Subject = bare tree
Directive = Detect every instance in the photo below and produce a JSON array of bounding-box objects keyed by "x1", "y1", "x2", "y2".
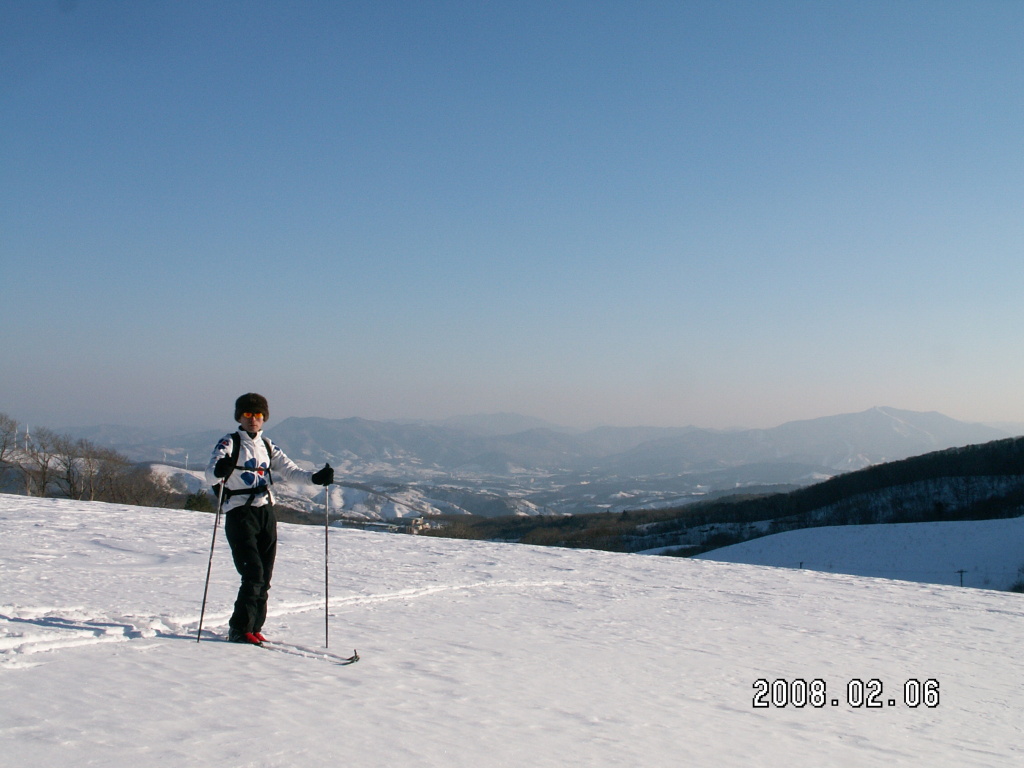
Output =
[
  {"x1": 21, "y1": 427, "x2": 61, "y2": 496},
  {"x1": 92, "y1": 449, "x2": 135, "y2": 502},
  {"x1": 77, "y1": 440, "x2": 112, "y2": 501},
  {"x1": 100, "y1": 462, "x2": 181, "y2": 507},
  {"x1": 53, "y1": 434, "x2": 85, "y2": 499},
  {"x1": 0, "y1": 412, "x2": 18, "y2": 487},
  {"x1": 3, "y1": 415, "x2": 188, "y2": 509}
]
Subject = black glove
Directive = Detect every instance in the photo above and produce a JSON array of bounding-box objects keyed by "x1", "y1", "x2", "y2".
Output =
[
  {"x1": 311, "y1": 463, "x2": 334, "y2": 486},
  {"x1": 214, "y1": 457, "x2": 234, "y2": 478}
]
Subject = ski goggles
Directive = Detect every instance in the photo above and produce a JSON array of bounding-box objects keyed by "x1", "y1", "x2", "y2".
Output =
[{"x1": 240, "y1": 411, "x2": 265, "y2": 419}]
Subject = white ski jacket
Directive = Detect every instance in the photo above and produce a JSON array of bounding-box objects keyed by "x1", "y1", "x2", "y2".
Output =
[{"x1": 205, "y1": 429, "x2": 315, "y2": 512}]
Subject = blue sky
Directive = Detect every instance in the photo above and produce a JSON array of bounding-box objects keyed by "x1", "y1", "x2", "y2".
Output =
[{"x1": 2, "y1": 0, "x2": 1022, "y2": 431}]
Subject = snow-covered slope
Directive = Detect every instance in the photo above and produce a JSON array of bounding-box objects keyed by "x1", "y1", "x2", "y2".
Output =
[
  {"x1": 1, "y1": 493, "x2": 1022, "y2": 767},
  {"x1": 697, "y1": 516, "x2": 1024, "y2": 590},
  {"x1": 150, "y1": 463, "x2": 446, "y2": 520}
]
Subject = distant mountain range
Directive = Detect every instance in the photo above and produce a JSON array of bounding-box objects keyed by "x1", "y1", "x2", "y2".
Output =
[
  {"x1": 271, "y1": 406, "x2": 1009, "y2": 480},
  {"x1": 52, "y1": 407, "x2": 1013, "y2": 520},
  {"x1": 68, "y1": 406, "x2": 1008, "y2": 483},
  {"x1": 593, "y1": 407, "x2": 1010, "y2": 477}
]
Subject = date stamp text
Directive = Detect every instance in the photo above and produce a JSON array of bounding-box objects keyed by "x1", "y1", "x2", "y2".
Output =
[{"x1": 752, "y1": 678, "x2": 940, "y2": 709}]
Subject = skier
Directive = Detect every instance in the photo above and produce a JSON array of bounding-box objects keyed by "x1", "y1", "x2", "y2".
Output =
[{"x1": 205, "y1": 393, "x2": 334, "y2": 645}]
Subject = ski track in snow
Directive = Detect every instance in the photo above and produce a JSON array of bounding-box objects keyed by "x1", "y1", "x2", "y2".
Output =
[
  {"x1": 0, "y1": 580, "x2": 568, "y2": 669},
  {"x1": 5, "y1": 494, "x2": 1024, "y2": 767},
  {"x1": 4, "y1": 496, "x2": 1024, "y2": 667},
  {"x1": 0, "y1": 492, "x2": 576, "y2": 667}
]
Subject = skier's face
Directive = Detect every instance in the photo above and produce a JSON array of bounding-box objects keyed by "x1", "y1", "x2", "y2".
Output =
[{"x1": 238, "y1": 411, "x2": 265, "y2": 432}]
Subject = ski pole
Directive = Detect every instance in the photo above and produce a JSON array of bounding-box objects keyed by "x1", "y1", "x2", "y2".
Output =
[
  {"x1": 197, "y1": 483, "x2": 226, "y2": 643},
  {"x1": 324, "y1": 484, "x2": 330, "y2": 648}
]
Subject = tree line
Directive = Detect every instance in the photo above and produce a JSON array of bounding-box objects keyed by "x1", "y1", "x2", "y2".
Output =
[
  {"x1": 0, "y1": 412, "x2": 183, "y2": 507},
  {"x1": 424, "y1": 437, "x2": 1024, "y2": 554}
]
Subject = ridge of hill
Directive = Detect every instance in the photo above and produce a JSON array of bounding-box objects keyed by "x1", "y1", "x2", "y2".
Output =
[
  {"x1": 48, "y1": 407, "x2": 1011, "y2": 521},
  {"x1": 428, "y1": 436, "x2": 1024, "y2": 554},
  {"x1": 64, "y1": 407, "x2": 1005, "y2": 483}
]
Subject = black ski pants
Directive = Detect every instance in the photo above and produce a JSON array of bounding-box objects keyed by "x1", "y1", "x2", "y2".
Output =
[{"x1": 224, "y1": 503, "x2": 277, "y2": 634}]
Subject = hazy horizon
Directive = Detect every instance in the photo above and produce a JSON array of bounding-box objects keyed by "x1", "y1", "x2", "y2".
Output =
[
  {"x1": 4, "y1": 2, "x2": 1023, "y2": 433},
  {"x1": 5, "y1": 404, "x2": 1024, "y2": 441}
]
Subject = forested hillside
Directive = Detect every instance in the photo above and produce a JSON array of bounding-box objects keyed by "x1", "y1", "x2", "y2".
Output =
[{"x1": 426, "y1": 438, "x2": 1024, "y2": 554}]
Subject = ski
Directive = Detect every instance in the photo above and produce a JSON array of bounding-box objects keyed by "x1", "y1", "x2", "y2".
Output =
[{"x1": 258, "y1": 641, "x2": 359, "y2": 666}]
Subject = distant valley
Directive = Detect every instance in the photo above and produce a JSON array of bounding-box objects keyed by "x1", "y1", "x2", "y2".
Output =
[{"x1": 68, "y1": 407, "x2": 1011, "y2": 520}]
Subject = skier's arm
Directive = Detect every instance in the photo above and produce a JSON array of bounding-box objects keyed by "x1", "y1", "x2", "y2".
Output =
[
  {"x1": 205, "y1": 434, "x2": 234, "y2": 487},
  {"x1": 266, "y1": 441, "x2": 317, "y2": 485}
]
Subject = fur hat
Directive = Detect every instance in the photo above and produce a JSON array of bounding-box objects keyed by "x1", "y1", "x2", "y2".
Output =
[{"x1": 234, "y1": 393, "x2": 269, "y2": 421}]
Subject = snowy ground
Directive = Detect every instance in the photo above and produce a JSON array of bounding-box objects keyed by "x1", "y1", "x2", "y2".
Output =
[
  {"x1": 2, "y1": 493, "x2": 1023, "y2": 767},
  {"x1": 698, "y1": 516, "x2": 1024, "y2": 590}
]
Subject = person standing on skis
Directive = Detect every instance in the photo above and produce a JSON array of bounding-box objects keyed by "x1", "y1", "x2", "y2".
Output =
[{"x1": 205, "y1": 392, "x2": 334, "y2": 645}]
